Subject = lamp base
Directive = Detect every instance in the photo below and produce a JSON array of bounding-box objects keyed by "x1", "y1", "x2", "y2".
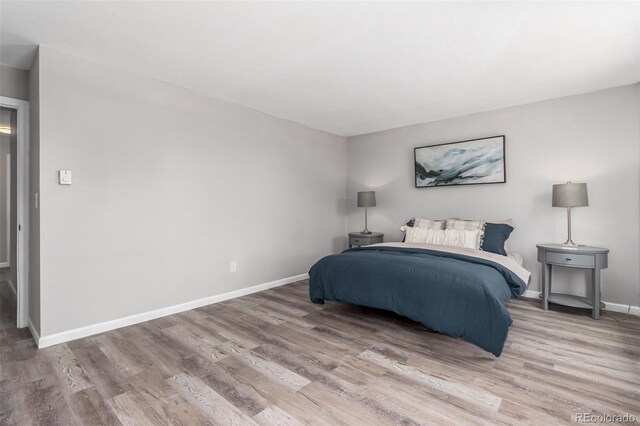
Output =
[
  {"x1": 562, "y1": 207, "x2": 580, "y2": 248},
  {"x1": 562, "y1": 239, "x2": 579, "y2": 248},
  {"x1": 361, "y1": 207, "x2": 372, "y2": 235}
]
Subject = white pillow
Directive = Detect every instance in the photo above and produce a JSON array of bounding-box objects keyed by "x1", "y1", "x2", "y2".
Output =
[
  {"x1": 415, "y1": 218, "x2": 446, "y2": 230},
  {"x1": 400, "y1": 218, "x2": 445, "y2": 233},
  {"x1": 445, "y1": 219, "x2": 485, "y2": 231},
  {"x1": 405, "y1": 226, "x2": 431, "y2": 243},
  {"x1": 445, "y1": 219, "x2": 485, "y2": 249},
  {"x1": 405, "y1": 228, "x2": 480, "y2": 249},
  {"x1": 447, "y1": 218, "x2": 513, "y2": 253},
  {"x1": 428, "y1": 229, "x2": 480, "y2": 249},
  {"x1": 447, "y1": 218, "x2": 514, "y2": 252}
]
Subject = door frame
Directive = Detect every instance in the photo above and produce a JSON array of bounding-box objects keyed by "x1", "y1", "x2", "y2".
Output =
[
  {"x1": 0, "y1": 96, "x2": 30, "y2": 328},
  {"x1": 0, "y1": 153, "x2": 9, "y2": 269}
]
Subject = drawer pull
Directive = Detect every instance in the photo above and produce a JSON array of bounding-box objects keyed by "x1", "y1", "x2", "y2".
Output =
[{"x1": 566, "y1": 258, "x2": 572, "y2": 261}]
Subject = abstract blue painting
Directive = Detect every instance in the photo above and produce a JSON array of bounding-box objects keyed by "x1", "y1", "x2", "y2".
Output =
[{"x1": 414, "y1": 136, "x2": 505, "y2": 187}]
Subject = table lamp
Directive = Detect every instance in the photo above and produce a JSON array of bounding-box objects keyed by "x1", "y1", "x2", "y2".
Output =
[
  {"x1": 357, "y1": 191, "x2": 376, "y2": 234},
  {"x1": 552, "y1": 181, "x2": 588, "y2": 247}
]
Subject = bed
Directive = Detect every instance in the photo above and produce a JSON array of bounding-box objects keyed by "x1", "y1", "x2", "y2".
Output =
[{"x1": 308, "y1": 242, "x2": 530, "y2": 356}]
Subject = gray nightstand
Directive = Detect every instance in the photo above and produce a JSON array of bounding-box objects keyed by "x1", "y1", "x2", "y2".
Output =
[
  {"x1": 537, "y1": 244, "x2": 609, "y2": 319},
  {"x1": 349, "y1": 232, "x2": 383, "y2": 248}
]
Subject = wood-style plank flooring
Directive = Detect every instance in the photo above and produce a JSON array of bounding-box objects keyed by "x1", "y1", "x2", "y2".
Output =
[{"x1": 1, "y1": 277, "x2": 639, "y2": 425}]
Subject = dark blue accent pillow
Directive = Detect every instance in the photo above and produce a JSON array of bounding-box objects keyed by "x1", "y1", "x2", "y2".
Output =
[{"x1": 481, "y1": 223, "x2": 514, "y2": 256}]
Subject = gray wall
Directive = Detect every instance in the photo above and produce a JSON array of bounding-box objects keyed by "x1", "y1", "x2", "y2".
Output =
[
  {"x1": 28, "y1": 52, "x2": 40, "y2": 332},
  {"x1": 347, "y1": 84, "x2": 640, "y2": 306},
  {"x1": 36, "y1": 47, "x2": 347, "y2": 337},
  {"x1": 0, "y1": 65, "x2": 29, "y2": 101}
]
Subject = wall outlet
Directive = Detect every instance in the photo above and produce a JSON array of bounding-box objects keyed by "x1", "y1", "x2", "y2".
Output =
[{"x1": 230, "y1": 261, "x2": 237, "y2": 273}]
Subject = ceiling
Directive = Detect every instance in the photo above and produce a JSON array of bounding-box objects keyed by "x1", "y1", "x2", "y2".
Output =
[{"x1": 1, "y1": 1, "x2": 638, "y2": 137}]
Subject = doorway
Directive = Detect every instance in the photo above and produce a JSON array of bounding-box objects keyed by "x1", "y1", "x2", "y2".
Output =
[
  {"x1": 0, "y1": 107, "x2": 17, "y2": 329},
  {"x1": 0, "y1": 97, "x2": 29, "y2": 329}
]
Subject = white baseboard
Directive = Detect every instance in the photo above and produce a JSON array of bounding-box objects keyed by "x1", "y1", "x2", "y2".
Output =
[
  {"x1": 28, "y1": 319, "x2": 40, "y2": 346},
  {"x1": 522, "y1": 290, "x2": 541, "y2": 299},
  {"x1": 6, "y1": 279, "x2": 16, "y2": 297},
  {"x1": 521, "y1": 290, "x2": 639, "y2": 316},
  {"x1": 37, "y1": 273, "x2": 309, "y2": 349}
]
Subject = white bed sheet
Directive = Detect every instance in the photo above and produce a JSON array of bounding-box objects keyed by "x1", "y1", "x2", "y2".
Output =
[{"x1": 507, "y1": 252, "x2": 524, "y2": 267}]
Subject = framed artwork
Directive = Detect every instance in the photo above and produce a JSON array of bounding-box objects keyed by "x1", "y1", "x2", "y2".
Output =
[{"x1": 414, "y1": 135, "x2": 506, "y2": 188}]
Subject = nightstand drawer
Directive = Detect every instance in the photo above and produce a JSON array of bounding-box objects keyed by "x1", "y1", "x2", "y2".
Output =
[
  {"x1": 349, "y1": 236, "x2": 371, "y2": 246},
  {"x1": 546, "y1": 251, "x2": 594, "y2": 268}
]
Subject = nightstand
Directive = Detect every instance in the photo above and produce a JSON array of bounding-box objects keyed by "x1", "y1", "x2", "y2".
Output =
[
  {"x1": 536, "y1": 244, "x2": 609, "y2": 319},
  {"x1": 349, "y1": 232, "x2": 383, "y2": 248}
]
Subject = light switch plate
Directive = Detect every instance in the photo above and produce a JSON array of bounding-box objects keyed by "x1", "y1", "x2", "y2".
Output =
[{"x1": 58, "y1": 170, "x2": 72, "y2": 185}]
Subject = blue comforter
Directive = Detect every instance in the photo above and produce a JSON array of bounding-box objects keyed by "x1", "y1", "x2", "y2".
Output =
[{"x1": 309, "y1": 246, "x2": 528, "y2": 356}]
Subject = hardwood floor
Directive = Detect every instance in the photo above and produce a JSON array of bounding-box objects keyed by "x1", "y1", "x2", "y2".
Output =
[{"x1": 1, "y1": 278, "x2": 639, "y2": 425}]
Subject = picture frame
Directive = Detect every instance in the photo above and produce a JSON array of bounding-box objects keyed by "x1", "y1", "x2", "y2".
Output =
[{"x1": 414, "y1": 135, "x2": 506, "y2": 188}]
